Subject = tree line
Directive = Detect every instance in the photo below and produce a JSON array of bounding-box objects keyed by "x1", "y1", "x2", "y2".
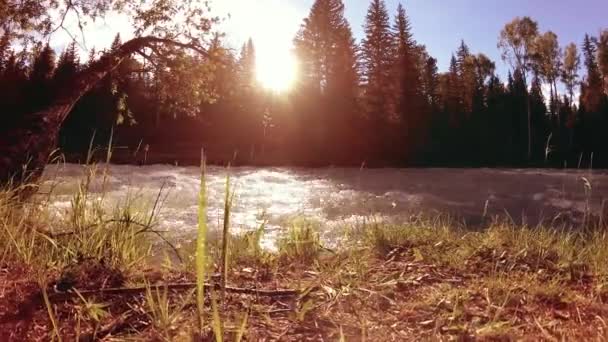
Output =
[{"x1": 1, "y1": 0, "x2": 608, "y2": 168}]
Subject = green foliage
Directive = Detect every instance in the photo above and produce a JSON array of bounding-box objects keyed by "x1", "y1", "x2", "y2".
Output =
[{"x1": 1, "y1": 0, "x2": 217, "y2": 45}]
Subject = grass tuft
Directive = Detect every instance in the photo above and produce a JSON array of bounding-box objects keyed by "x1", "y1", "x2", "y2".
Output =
[{"x1": 277, "y1": 219, "x2": 322, "y2": 263}]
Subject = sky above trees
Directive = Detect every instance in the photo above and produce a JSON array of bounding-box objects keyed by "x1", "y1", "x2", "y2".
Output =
[
  {"x1": 49, "y1": 0, "x2": 607, "y2": 79},
  {"x1": 189, "y1": 0, "x2": 608, "y2": 77},
  {"x1": 379, "y1": 0, "x2": 607, "y2": 76}
]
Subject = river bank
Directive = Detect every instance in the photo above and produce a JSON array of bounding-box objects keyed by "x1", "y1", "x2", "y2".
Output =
[
  {"x1": 2, "y1": 212, "x2": 608, "y2": 340},
  {"x1": 2, "y1": 165, "x2": 608, "y2": 340}
]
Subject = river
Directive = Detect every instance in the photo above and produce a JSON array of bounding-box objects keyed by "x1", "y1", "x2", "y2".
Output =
[{"x1": 40, "y1": 164, "x2": 608, "y2": 246}]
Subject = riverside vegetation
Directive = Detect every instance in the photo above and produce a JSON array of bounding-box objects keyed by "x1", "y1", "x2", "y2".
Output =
[{"x1": 1, "y1": 161, "x2": 608, "y2": 340}]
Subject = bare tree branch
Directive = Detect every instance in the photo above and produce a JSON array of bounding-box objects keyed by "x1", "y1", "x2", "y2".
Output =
[{"x1": 49, "y1": 283, "x2": 300, "y2": 301}]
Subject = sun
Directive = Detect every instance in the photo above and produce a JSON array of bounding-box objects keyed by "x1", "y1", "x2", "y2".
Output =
[
  {"x1": 256, "y1": 49, "x2": 298, "y2": 92},
  {"x1": 213, "y1": 0, "x2": 302, "y2": 92}
]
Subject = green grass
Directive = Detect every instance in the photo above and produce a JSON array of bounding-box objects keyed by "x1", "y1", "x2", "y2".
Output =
[
  {"x1": 0, "y1": 167, "x2": 152, "y2": 275},
  {"x1": 196, "y1": 151, "x2": 209, "y2": 334},
  {"x1": 220, "y1": 167, "x2": 235, "y2": 298},
  {"x1": 144, "y1": 283, "x2": 194, "y2": 338},
  {"x1": 345, "y1": 216, "x2": 608, "y2": 278},
  {"x1": 277, "y1": 218, "x2": 322, "y2": 263}
]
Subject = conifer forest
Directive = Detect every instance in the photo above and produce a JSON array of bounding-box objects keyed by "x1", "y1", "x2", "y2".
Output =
[{"x1": 2, "y1": 0, "x2": 607, "y2": 169}]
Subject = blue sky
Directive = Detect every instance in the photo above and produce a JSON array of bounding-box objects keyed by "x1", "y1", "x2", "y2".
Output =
[
  {"x1": 219, "y1": 0, "x2": 607, "y2": 78},
  {"x1": 283, "y1": 0, "x2": 607, "y2": 78},
  {"x1": 372, "y1": 0, "x2": 608, "y2": 77}
]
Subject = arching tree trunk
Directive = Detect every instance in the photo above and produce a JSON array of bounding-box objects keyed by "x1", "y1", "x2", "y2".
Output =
[{"x1": 0, "y1": 36, "x2": 208, "y2": 192}]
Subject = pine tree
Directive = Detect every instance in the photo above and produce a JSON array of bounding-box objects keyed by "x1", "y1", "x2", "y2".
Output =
[
  {"x1": 529, "y1": 75, "x2": 549, "y2": 162},
  {"x1": 28, "y1": 43, "x2": 56, "y2": 111},
  {"x1": 201, "y1": 34, "x2": 240, "y2": 139},
  {"x1": 0, "y1": 34, "x2": 13, "y2": 118},
  {"x1": 238, "y1": 38, "x2": 256, "y2": 89},
  {"x1": 54, "y1": 41, "x2": 80, "y2": 87},
  {"x1": 597, "y1": 30, "x2": 608, "y2": 94},
  {"x1": 392, "y1": 3, "x2": 425, "y2": 161},
  {"x1": 29, "y1": 43, "x2": 56, "y2": 83},
  {"x1": 295, "y1": 0, "x2": 358, "y2": 95},
  {"x1": 422, "y1": 56, "x2": 439, "y2": 111},
  {"x1": 393, "y1": 4, "x2": 415, "y2": 58},
  {"x1": 236, "y1": 38, "x2": 266, "y2": 151},
  {"x1": 419, "y1": 55, "x2": 443, "y2": 164},
  {"x1": 0, "y1": 33, "x2": 10, "y2": 72},
  {"x1": 62, "y1": 34, "x2": 130, "y2": 152},
  {"x1": 456, "y1": 41, "x2": 477, "y2": 114},
  {"x1": 109, "y1": 34, "x2": 124, "y2": 84},
  {"x1": 0, "y1": 52, "x2": 28, "y2": 127},
  {"x1": 294, "y1": 0, "x2": 360, "y2": 162},
  {"x1": 456, "y1": 40, "x2": 471, "y2": 64},
  {"x1": 86, "y1": 48, "x2": 97, "y2": 67},
  {"x1": 509, "y1": 68, "x2": 528, "y2": 164},
  {"x1": 361, "y1": 0, "x2": 395, "y2": 123},
  {"x1": 486, "y1": 74, "x2": 508, "y2": 164},
  {"x1": 445, "y1": 55, "x2": 462, "y2": 126},
  {"x1": 581, "y1": 34, "x2": 603, "y2": 112}
]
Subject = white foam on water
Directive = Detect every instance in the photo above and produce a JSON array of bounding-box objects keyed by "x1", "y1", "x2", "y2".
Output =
[{"x1": 40, "y1": 164, "x2": 608, "y2": 242}]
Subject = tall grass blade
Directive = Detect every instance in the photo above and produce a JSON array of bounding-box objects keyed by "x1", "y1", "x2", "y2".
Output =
[
  {"x1": 41, "y1": 282, "x2": 63, "y2": 342},
  {"x1": 105, "y1": 127, "x2": 114, "y2": 165},
  {"x1": 211, "y1": 291, "x2": 223, "y2": 342},
  {"x1": 221, "y1": 166, "x2": 233, "y2": 298},
  {"x1": 101, "y1": 128, "x2": 114, "y2": 200},
  {"x1": 339, "y1": 326, "x2": 346, "y2": 342},
  {"x1": 196, "y1": 149, "x2": 208, "y2": 331},
  {"x1": 235, "y1": 310, "x2": 249, "y2": 342},
  {"x1": 86, "y1": 130, "x2": 97, "y2": 165}
]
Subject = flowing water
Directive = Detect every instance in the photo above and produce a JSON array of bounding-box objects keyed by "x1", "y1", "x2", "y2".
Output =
[{"x1": 41, "y1": 164, "x2": 608, "y2": 246}]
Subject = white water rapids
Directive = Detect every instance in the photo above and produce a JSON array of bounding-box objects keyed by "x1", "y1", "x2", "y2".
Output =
[{"x1": 40, "y1": 164, "x2": 608, "y2": 245}]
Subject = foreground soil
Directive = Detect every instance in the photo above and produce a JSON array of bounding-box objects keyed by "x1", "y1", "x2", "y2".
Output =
[{"x1": 1, "y1": 243, "x2": 607, "y2": 341}]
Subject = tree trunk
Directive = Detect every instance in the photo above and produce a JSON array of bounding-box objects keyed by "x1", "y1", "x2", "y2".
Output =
[
  {"x1": 526, "y1": 94, "x2": 532, "y2": 162},
  {"x1": 521, "y1": 72, "x2": 532, "y2": 163},
  {"x1": 0, "y1": 36, "x2": 207, "y2": 192},
  {"x1": 552, "y1": 78, "x2": 559, "y2": 114}
]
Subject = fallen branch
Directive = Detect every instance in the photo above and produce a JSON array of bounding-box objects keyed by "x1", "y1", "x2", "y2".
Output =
[{"x1": 50, "y1": 282, "x2": 299, "y2": 301}]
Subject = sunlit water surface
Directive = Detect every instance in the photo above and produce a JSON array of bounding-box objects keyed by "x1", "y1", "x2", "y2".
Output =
[{"x1": 40, "y1": 164, "x2": 608, "y2": 247}]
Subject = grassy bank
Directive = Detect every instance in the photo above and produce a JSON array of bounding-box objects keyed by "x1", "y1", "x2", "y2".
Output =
[{"x1": 1, "y1": 165, "x2": 608, "y2": 341}]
